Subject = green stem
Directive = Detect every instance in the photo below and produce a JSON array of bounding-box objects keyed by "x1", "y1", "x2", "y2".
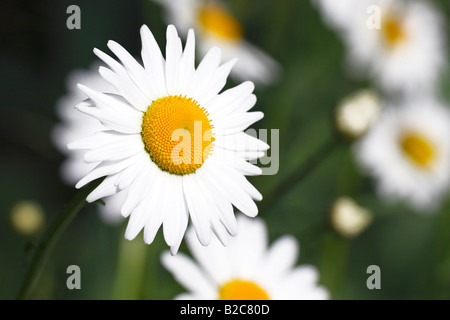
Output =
[
  {"x1": 16, "y1": 179, "x2": 102, "y2": 300},
  {"x1": 112, "y1": 236, "x2": 148, "y2": 300}
]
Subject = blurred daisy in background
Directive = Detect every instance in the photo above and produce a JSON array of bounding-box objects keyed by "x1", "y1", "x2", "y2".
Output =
[
  {"x1": 152, "y1": 0, "x2": 281, "y2": 85},
  {"x1": 354, "y1": 98, "x2": 450, "y2": 211},
  {"x1": 162, "y1": 215, "x2": 329, "y2": 300},
  {"x1": 68, "y1": 25, "x2": 268, "y2": 254},
  {"x1": 52, "y1": 64, "x2": 126, "y2": 224},
  {"x1": 312, "y1": 0, "x2": 446, "y2": 95}
]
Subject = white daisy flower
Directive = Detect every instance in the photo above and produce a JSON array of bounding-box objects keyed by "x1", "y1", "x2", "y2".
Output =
[
  {"x1": 162, "y1": 215, "x2": 329, "y2": 300},
  {"x1": 354, "y1": 98, "x2": 450, "y2": 210},
  {"x1": 312, "y1": 0, "x2": 446, "y2": 95},
  {"x1": 52, "y1": 64, "x2": 126, "y2": 224},
  {"x1": 152, "y1": 0, "x2": 281, "y2": 85},
  {"x1": 68, "y1": 25, "x2": 268, "y2": 254}
]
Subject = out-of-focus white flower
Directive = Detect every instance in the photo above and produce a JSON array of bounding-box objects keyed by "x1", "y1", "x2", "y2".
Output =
[
  {"x1": 52, "y1": 64, "x2": 126, "y2": 224},
  {"x1": 330, "y1": 197, "x2": 373, "y2": 238},
  {"x1": 152, "y1": 0, "x2": 281, "y2": 85},
  {"x1": 354, "y1": 98, "x2": 450, "y2": 211},
  {"x1": 162, "y1": 215, "x2": 329, "y2": 300},
  {"x1": 312, "y1": 0, "x2": 446, "y2": 95},
  {"x1": 335, "y1": 89, "x2": 381, "y2": 139}
]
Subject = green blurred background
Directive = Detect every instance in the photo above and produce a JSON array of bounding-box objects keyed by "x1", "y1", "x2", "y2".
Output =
[{"x1": 1, "y1": 0, "x2": 450, "y2": 300}]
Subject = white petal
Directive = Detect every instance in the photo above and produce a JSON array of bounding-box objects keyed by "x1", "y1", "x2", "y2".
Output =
[
  {"x1": 75, "y1": 153, "x2": 142, "y2": 189},
  {"x1": 263, "y1": 235, "x2": 298, "y2": 276},
  {"x1": 214, "y1": 158, "x2": 262, "y2": 201},
  {"x1": 226, "y1": 215, "x2": 268, "y2": 276},
  {"x1": 140, "y1": 25, "x2": 167, "y2": 98},
  {"x1": 76, "y1": 85, "x2": 142, "y2": 134},
  {"x1": 163, "y1": 175, "x2": 188, "y2": 249},
  {"x1": 107, "y1": 40, "x2": 156, "y2": 102},
  {"x1": 195, "y1": 175, "x2": 232, "y2": 246},
  {"x1": 201, "y1": 58, "x2": 237, "y2": 105},
  {"x1": 200, "y1": 160, "x2": 259, "y2": 218},
  {"x1": 207, "y1": 81, "x2": 254, "y2": 116},
  {"x1": 161, "y1": 251, "x2": 216, "y2": 296},
  {"x1": 177, "y1": 29, "x2": 196, "y2": 93},
  {"x1": 214, "y1": 132, "x2": 269, "y2": 152},
  {"x1": 165, "y1": 25, "x2": 183, "y2": 95},
  {"x1": 86, "y1": 174, "x2": 119, "y2": 202},
  {"x1": 213, "y1": 147, "x2": 262, "y2": 176},
  {"x1": 196, "y1": 167, "x2": 238, "y2": 236},
  {"x1": 120, "y1": 160, "x2": 157, "y2": 217},
  {"x1": 114, "y1": 154, "x2": 147, "y2": 190},
  {"x1": 188, "y1": 47, "x2": 222, "y2": 104},
  {"x1": 143, "y1": 172, "x2": 170, "y2": 244},
  {"x1": 185, "y1": 227, "x2": 233, "y2": 284},
  {"x1": 68, "y1": 130, "x2": 112, "y2": 150},
  {"x1": 124, "y1": 188, "x2": 152, "y2": 240},
  {"x1": 97, "y1": 66, "x2": 150, "y2": 111},
  {"x1": 213, "y1": 111, "x2": 264, "y2": 136},
  {"x1": 84, "y1": 134, "x2": 143, "y2": 163},
  {"x1": 236, "y1": 150, "x2": 265, "y2": 161},
  {"x1": 182, "y1": 174, "x2": 212, "y2": 246}
]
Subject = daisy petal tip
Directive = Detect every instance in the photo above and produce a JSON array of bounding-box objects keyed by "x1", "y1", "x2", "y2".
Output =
[
  {"x1": 66, "y1": 142, "x2": 76, "y2": 150},
  {"x1": 160, "y1": 250, "x2": 175, "y2": 267},
  {"x1": 169, "y1": 245, "x2": 180, "y2": 256},
  {"x1": 74, "y1": 180, "x2": 86, "y2": 190},
  {"x1": 166, "y1": 24, "x2": 179, "y2": 38},
  {"x1": 120, "y1": 208, "x2": 130, "y2": 218},
  {"x1": 187, "y1": 28, "x2": 195, "y2": 36},
  {"x1": 85, "y1": 193, "x2": 98, "y2": 203},
  {"x1": 124, "y1": 230, "x2": 138, "y2": 242},
  {"x1": 76, "y1": 83, "x2": 88, "y2": 91},
  {"x1": 140, "y1": 24, "x2": 152, "y2": 37},
  {"x1": 243, "y1": 80, "x2": 255, "y2": 92}
]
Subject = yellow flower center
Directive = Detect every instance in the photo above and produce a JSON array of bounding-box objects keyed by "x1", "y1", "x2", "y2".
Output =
[
  {"x1": 399, "y1": 132, "x2": 435, "y2": 168},
  {"x1": 382, "y1": 14, "x2": 407, "y2": 47},
  {"x1": 198, "y1": 2, "x2": 243, "y2": 42},
  {"x1": 219, "y1": 279, "x2": 270, "y2": 300},
  {"x1": 141, "y1": 95, "x2": 214, "y2": 175}
]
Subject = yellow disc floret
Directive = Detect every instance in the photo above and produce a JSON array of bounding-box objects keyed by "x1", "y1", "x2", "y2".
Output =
[
  {"x1": 219, "y1": 279, "x2": 270, "y2": 300},
  {"x1": 141, "y1": 95, "x2": 214, "y2": 175},
  {"x1": 198, "y1": 2, "x2": 243, "y2": 42},
  {"x1": 400, "y1": 131, "x2": 435, "y2": 168},
  {"x1": 382, "y1": 14, "x2": 407, "y2": 48}
]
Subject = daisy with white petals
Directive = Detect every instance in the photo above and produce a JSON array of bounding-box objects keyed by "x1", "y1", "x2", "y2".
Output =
[
  {"x1": 153, "y1": 0, "x2": 280, "y2": 85},
  {"x1": 162, "y1": 215, "x2": 329, "y2": 300},
  {"x1": 354, "y1": 98, "x2": 450, "y2": 211},
  {"x1": 312, "y1": 0, "x2": 446, "y2": 95},
  {"x1": 52, "y1": 64, "x2": 126, "y2": 223},
  {"x1": 68, "y1": 25, "x2": 268, "y2": 254}
]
